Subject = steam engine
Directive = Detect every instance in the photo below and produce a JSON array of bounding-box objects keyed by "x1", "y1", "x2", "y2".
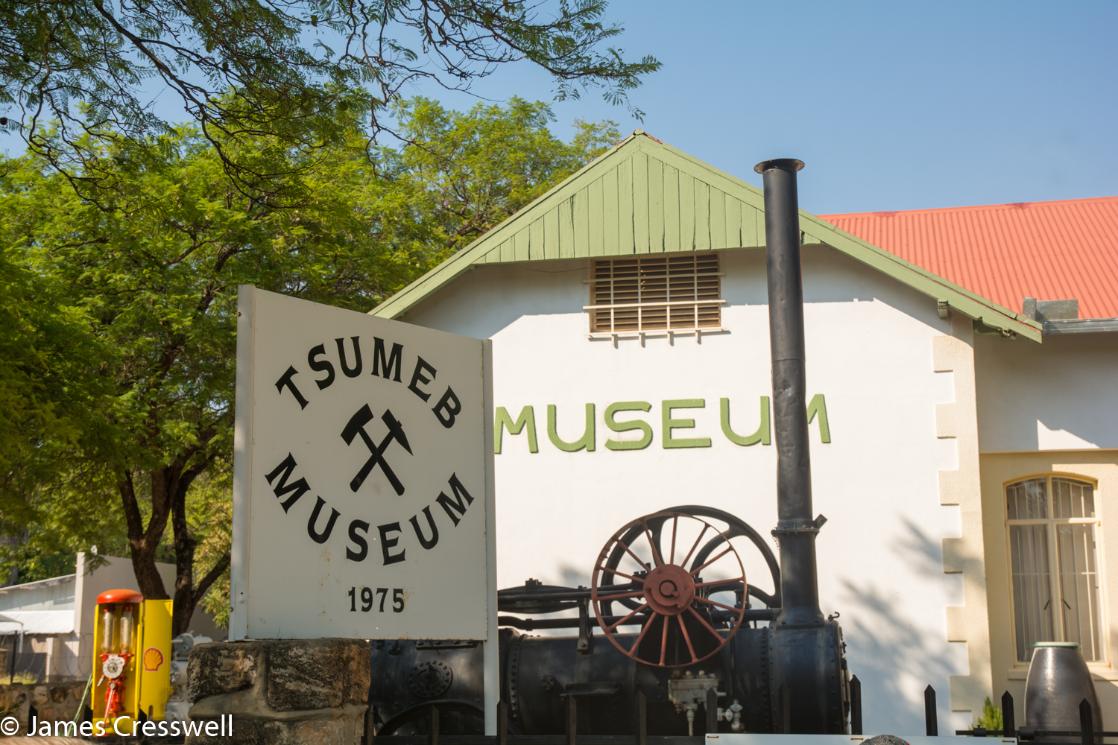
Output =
[{"x1": 370, "y1": 160, "x2": 851, "y2": 737}]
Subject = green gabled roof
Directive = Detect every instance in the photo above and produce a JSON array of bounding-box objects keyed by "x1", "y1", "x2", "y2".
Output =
[{"x1": 373, "y1": 131, "x2": 1041, "y2": 342}]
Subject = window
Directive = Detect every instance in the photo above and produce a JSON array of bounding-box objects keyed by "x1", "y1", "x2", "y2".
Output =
[
  {"x1": 587, "y1": 254, "x2": 723, "y2": 336},
  {"x1": 1006, "y1": 476, "x2": 1103, "y2": 662}
]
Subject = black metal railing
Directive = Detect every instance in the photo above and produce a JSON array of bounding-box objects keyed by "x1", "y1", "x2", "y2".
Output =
[
  {"x1": 918, "y1": 682, "x2": 1115, "y2": 745},
  {"x1": 373, "y1": 691, "x2": 715, "y2": 745},
  {"x1": 370, "y1": 680, "x2": 1115, "y2": 745}
]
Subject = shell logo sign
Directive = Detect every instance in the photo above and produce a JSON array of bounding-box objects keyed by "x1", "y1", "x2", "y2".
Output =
[{"x1": 142, "y1": 648, "x2": 163, "y2": 672}]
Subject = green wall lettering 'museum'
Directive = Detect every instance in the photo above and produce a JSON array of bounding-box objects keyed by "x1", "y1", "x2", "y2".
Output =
[{"x1": 494, "y1": 395, "x2": 831, "y2": 453}]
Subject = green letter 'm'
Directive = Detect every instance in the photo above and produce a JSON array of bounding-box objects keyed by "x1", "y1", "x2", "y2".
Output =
[
  {"x1": 494, "y1": 406, "x2": 538, "y2": 454},
  {"x1": 807, "y1": 394, "x2": 831, "y2": 443}
]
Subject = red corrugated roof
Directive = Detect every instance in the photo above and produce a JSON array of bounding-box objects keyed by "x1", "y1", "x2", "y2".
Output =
[{"x1": 819, "y1": 196, "x2": 1118, "y2": 320}]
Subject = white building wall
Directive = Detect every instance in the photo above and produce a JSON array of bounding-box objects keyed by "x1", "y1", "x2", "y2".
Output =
[
  {"x1": 975, "y1": 333, "x2": 1118, "y2": 452},
  {"x1": 1, "y1": 554, "x2": 225, "y2": 682},
  {"x1": 403, "y1": 245, "x2": 973, "y2": 733},
  {"x1": 0, "y1": 577, "x2": 74, "y2": 613},
  {"x1": 975, "y1": 333, "x2": 1118, "y2": 726},
  {"x1": 72, "y1": 554, "x2": 225, "y2": 674}
]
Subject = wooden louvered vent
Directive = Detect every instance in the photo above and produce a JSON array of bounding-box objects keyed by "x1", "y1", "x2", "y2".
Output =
[{"x1": 587, "y1": 254, "x2": 724, "y2": 336}]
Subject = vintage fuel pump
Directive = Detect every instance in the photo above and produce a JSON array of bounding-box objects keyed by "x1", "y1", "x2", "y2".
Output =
[{"x1": 91, "y1": 589, "x2": 173, "y2": 729}]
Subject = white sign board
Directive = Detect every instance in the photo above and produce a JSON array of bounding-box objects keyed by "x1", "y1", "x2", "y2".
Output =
[{"x1": 230, "y1": 286, "x2": 495, "y2": 640}]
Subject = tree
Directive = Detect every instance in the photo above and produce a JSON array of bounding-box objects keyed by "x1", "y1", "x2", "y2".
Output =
[
  {"x1": 0, "y1": 0, "x2": 657, "y2": 193},
  {"x1": 0, "y1": 98, "x2": 617, "y2": 631},
  {"x1": 0, "y1": 240, "x2": 124, "y2": 582},
  {"x1": 394, "y1": 97, "x2": 618, "y2": 251}
]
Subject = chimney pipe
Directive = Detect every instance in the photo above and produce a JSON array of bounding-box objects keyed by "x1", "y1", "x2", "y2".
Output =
[{"x1": 754, "y1": 158, "x2": 824, "y2": 628}]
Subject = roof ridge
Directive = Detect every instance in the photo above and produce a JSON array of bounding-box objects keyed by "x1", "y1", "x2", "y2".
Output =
[{"x1": 821, "y1": 194, "x2": 1118, "y2": 220}]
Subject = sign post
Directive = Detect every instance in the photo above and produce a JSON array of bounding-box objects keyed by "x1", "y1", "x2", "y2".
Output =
[{"x1": 231, "y1": 286, "x2": 498, "y2": 730}]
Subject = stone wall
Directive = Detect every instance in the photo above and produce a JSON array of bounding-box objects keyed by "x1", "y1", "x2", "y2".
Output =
[
  {"x1": 186, "y1": 639, "x2": 370, "y2": 745},
  {"x1": 0, "y1": 680, "x2": 87, "y2": 732}
]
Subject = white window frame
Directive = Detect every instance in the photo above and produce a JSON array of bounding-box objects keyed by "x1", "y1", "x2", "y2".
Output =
[
  {"x1": 1004, "y1": 473, "x2": 1106, "y2": 664},
  {"x1": 584, "y1": 253, "x2": 725, "y2": 340}
]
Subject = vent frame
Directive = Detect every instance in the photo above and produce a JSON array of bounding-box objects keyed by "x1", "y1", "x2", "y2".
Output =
[{"x1": 585, "y1": 253, "x2": 725, "y2": 339}]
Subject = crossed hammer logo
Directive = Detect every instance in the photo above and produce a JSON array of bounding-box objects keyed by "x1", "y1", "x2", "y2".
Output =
[{"x1": 340, "y1": 403, "x2": 413, "y2": 495}]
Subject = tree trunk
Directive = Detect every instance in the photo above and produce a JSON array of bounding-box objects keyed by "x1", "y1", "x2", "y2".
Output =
[
  {"x1": 172, "y1": 578, "x2": 195, "y2": 635},
  {"x1": 128, "y1": 544, "x2": 168, "y2": 599},
  {"x1": 170, "y1": 475, "x2": 197, "y2": 635},
  {"x1": 119, "y1": 469, "x2": 170, "y2": 600},
  {"x1": 120, "y1": 453, "x2": 225, "y2": 635}
]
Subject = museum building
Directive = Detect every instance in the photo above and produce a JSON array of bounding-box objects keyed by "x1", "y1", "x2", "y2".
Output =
[{"x1": 371, "y1": 132, "x2": 1118, "y2": 733}]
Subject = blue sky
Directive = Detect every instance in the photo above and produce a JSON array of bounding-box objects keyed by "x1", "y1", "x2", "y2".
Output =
[
  {"x1": 3, "y1": 1, "x2": 1115, "y2": 214},
  {"x1": 404, "y1": 0, "x2": 1118, "y2": 214}
]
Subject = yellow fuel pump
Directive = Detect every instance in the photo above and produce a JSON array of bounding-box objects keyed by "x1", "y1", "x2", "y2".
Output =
[{"x1": 91, "y1": 589, "x2": 173, "y2": 731}]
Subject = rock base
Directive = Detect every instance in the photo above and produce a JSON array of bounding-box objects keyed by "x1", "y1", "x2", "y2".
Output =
[{"x1": 186, "y1": 639, "x2": 370, "y2": 744}]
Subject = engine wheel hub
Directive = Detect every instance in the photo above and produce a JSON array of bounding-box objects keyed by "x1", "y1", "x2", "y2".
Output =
[{"x1": 644, "y1": 565, "x2": 696, "y2": 615}]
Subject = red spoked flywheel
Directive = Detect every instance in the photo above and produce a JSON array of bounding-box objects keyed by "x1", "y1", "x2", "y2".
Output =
[{"x1": 590, "y1": 510, "x2": 748, "y2": 668}]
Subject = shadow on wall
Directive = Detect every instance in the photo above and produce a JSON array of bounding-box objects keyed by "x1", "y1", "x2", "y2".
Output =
[
  {"x1": 841, "y1": 579, "x2": 957, "y2": 735},
  {"x1": 558, "y1": 564, "x2": 590, "y2": 590},
  {"x1": 839, "y1": 517, "x2": 972, "y2": 735}
]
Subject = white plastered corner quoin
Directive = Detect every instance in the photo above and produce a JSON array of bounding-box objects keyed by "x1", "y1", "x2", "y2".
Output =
[{"x1": 933, "y1": 315, "x2": 994, "y2": 717}]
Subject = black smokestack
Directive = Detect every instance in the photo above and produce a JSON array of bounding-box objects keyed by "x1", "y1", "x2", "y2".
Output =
[{"x1": 754, "y1": 158, "x2": 824, "y2": 628}]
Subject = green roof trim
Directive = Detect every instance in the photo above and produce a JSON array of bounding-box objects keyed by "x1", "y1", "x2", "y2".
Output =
[{"x1": 372, "y1": 132, "x2": 1042, "y2": 342}]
